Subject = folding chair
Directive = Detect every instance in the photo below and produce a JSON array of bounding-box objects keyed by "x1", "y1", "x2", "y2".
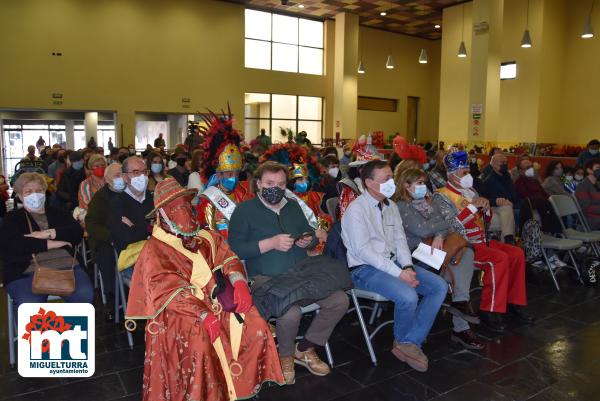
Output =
[
  {"x1": 93, "y1": 263, "x2": 107, "y2": 305},
  {"x1": 113, "y1": 248, "x2": 134, "y2": 349},
  {"x1": 549, "y1": 194, "x2": 600, "y2": 256},
  {"x1": 326, "y1": 197, "x2": 339, "y2": 223},
  {"x1": 346, "y1": 289, "x2": 394, "y2": 366}
]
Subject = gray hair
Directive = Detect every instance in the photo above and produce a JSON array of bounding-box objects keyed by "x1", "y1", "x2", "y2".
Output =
[
  {"x1": 13, "y1": 172, "x2": 48, "y2": 195},
  {"x1": 122, "y1": 156, "x2": 143, "y2": 173}
]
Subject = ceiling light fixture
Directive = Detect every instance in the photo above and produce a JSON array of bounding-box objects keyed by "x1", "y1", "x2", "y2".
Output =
[
  {"x1": 458, "y1": 4, "x2": 467, "y2": 58},
  {"x1": 434, "y1": 24, "x2": 441, "y2": 29},
  {"x1": 582, "y1": 0, "x2": 595, "y2": 38},
  {"x1": 298, "y1": 4, "x2": 305, "y2": 8},
  {"x1": 520, "y1": 0, "x2": 532, "y2": 48}
]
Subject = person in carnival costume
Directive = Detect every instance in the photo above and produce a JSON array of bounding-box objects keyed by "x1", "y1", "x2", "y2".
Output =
[
  {"x1": 125, "y1": 177, "x2": 284, "y2": 401},
  {"x1": 196, "y1": 107, "x2": 254, "y2": 239}
]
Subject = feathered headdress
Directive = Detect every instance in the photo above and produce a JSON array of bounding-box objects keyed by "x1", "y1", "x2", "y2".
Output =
[
  {"x1": 260, "y1": 143, "x2": 323, "y2": 186},
  {"x1": 393, "y1": 135, "x2": 427, "y2": 164},
  {"x1": 200, "y1": 104, "x2": 243, "y2": 182}
]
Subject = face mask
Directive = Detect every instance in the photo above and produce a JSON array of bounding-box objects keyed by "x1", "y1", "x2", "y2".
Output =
[
  {"x1": 594, "y1": 169, "x2": 600, "y2": 180},
  {"x1": 411, "y1": 184, "x2": 427, "y2": 200},
  {"x1": 458, "y1": 173, "x2": 474, "y2": 189},
  {"x1": 590, "y1": 149, "x2": 599, "y2": 155},
  {"x1": 499, "y1": 164, "x2": 509, "y2": 174},
  {"x1": 129, "y1": 149, "x2": 136, "y2": 155},
  {"x1": 565, "y1": 175, "x2": 574, "y2": 181},
  {"x1": 23, "y1": 192, "x2": 45, "y2": 211},
  {"x1": 378, "y1": 178, "x2": 396, "y2": 199},
  {"x1": 553, "y1": 168, "x2": 563, "y2": 177},
  {"x1": 294, "y1": 181, "x2": 309, "y2": 193},
  {"x1": 261, "y1": 186, "x2": 285, "y2": 205},
  {"x1": 470, "y1": 157, "x2": 477, "y2": 164},
  {"x1": 176, "y1": 158, "x2": 186, "y2": 167},
  {"x1": 328, "y1": 167, "x2": 340, "y2": 178},
  {"x1": 221, "y1": 176, "x2": 238, "y2": 191},
  {"x1": 429, "y1": 159, "x2": 436, "y2": 166},
  {"x1": 72, "y1": 161, "x2": 84, "y2": 170},
  {"x1": 58, "y1": 157, "x2": 65, "y2": 163},
  {"x1": 525, "y1": 167, "x2": 535, "y2": 177},
  {"x1": 112, "y1": 177, "x2": 126, "y2": 191},
  {"x1": 130, "y1": 174, "x2": 148, "y2": 192},
  {"x1": 151, "y1": 163, "x2": 163, "y2": 174},
  {"x1": 575, "y1": 174, "x2": 584, "y2": 181},
  {"x1": 422, "y1": 163, "x2": 430, "y2": 171},
  {"x1": 344, "y1": 151, "x2": 352, "y2": 157},
  {"x1": 92, "y1": 166, "x2": 105, "y2": 178}
]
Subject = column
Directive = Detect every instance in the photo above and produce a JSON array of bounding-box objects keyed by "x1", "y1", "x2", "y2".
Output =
[
  {"x1": 84, "y1": 112, "x2": 98, "y2": 147},
  {"x1": 116, "y1": 110, "x2": 136, "y2": 148},
  {"x1": 332, "y1": 13, "x2": 359, "y2": 140},
  {"x1": 65, "y1": 120, "x2": 75, "y2": 150}
]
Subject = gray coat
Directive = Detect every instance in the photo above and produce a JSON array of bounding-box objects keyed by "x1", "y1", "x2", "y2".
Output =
[{"x1": 396, "y1": 199, "x2": 450, "y2": 250}]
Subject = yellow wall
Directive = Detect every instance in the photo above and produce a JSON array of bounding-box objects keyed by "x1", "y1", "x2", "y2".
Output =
[
  {"x1": 438, "y1": 3, "x2": 472, "y2": 145},
  {"x1": 355, "y1": 27, "x2": 441, "y2": 144}
]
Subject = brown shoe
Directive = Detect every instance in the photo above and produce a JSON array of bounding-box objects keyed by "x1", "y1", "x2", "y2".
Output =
[
  {"x1": 449, "y1": 301, "x2": 480, "y2": 325},
  {"x1": 294, "y1": 344, "x2": 331, "y2": 376},
  {"x1": 280, "y1": 356, "x2": 296, "y2": 385},
  {"x1": 451, "y1": 329, "x2": 485, "y2": 350},
  {"x1": 391, "y1": 341, "x2": 428, "y2": 372}
]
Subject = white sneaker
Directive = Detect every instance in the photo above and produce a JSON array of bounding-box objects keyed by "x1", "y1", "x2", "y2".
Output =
[{"x1": 548, "y1": 255, "x2": 567, "y2": 267}]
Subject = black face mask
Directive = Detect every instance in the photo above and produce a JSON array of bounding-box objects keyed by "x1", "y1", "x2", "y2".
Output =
[
  {"x1": 58, "y1": 157, "x2": 65, "y2": 163},
  {"x1": 499, "y1": 164, "x2": 509, "y2": 174},
  {"x1": 261, "y1": 186, "x2": 285, "y2": 205},
  {"x1": 176, "y1": 158, "x2": 187, "y2": 167},
  {"x1": 594, "y1": 169, "x2": 600, "y2": 180}
]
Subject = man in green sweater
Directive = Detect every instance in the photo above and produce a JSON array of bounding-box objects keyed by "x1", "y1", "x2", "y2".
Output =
[
  {"x1": 85, "y1": 162, "x2": 126, "y2": 320},
  {"x1": 229, "y1": 161, "x2": 349, "y2": 386}
]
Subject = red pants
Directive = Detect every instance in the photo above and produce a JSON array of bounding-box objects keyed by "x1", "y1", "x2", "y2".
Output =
[{"x1": 473, "y1": 240, "x2": 527, "y2": 313}]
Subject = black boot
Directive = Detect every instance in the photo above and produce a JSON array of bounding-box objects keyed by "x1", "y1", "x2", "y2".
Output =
[
  {"x1": 104, "y1": 299, "x2": 115, "y2": 322},
  {"x1": 479, "y1": 311, "x2": 506, "y2": 333},
  {"x1": 504, "y1": 235, "x2": 516, "y2": 245},
  {"x1": 507, "y1": 304, "x2": 535, "y2": 325}
]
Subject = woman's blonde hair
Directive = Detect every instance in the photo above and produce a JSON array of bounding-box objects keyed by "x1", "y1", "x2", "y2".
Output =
[
  {"x1": 13, "y1": 172, "x2": 48, "y2": 195},
  {"x1": 87, "y1": 154, "x2": 106, "y2": 169},
  {"x1": 394, "y1": 159, "x2": 419, "y2": 179},
  {"x1": 392, "y1": 168, "x2": 427, "y2": 202}
]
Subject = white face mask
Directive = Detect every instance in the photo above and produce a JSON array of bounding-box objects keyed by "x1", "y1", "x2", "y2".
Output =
[
  {"x1": 23, "y1": 192, "x2": 45, "y2": 211},
  {"x1": 130, "y1": 175, "x2": 148, "y2": 192},
  {"x1": 525, "y1": 167, "x2": 535, "y2": 178},
  {"x1": 458, "y1": 173, "x2": 473, "y2": 189},
  {"x1": 328, "y1": 167, "x2": 340, "y2": 178},
  {"x1": 378, "y1": 178, "x2": 396, "y2": 199}
]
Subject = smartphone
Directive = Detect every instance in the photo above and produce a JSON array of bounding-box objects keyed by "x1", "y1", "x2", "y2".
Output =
[{"x1": 294, "y1": 232, "x2": 313, "y2": 242}]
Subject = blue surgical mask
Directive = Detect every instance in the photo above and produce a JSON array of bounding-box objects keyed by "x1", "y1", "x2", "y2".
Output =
[
  {"x1": 72, "y1": 160, "x2": 84, "y2": 170},
  {"x1": 590, "y1": 149, "x2": 599, "y2": 155},
  {"x1": 23, "y1": 192, "x2": 45, "y2": 211},
  {"x1": 221, "y1": 176, "x2": 238, "y2": 192},
  {"x1": 112, "y1": 177, "x2": 126, "y2": 191},
  {"x1": 294, "y1": 181, "x2": 309, "y2": 193},
  {"x1": 151, "y1": 163, "x2": 163, "y2": 174},
  {"x1": 411, "y1": 184, "x2": 428, "y2": 200}
]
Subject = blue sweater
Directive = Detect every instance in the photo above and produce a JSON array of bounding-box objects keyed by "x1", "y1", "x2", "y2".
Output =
[{"x1": 481, "y1": 171, "x2": 518, "y2": 207}]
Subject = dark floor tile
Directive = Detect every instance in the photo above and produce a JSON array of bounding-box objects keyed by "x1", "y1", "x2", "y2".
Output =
[
  {"x1": 329, "y1": 373, "x2": 438, "y2": 401},
  {"x1": 108, "y1": 395, "x2": 140, "y2": 401},
  {"x1": 337, "y1": 350, "x2": 412, "y2": 386},
  {"x1": 520, "y1": 297, "x2": 570, "y2": 321},
  {"x1": 430, "y1": 380, "x2": 514, "y2": 401},
  {"x1": 481, "y1": 331, "x2": 545, "y2": 365},
  {"x1": 555, "y1": 297, "x2": 600, "y2": 324},
  {"x1": 118, "y1": 367, "x2": 143, "y2": 395},
  {"x1": 480, "y1": 357, "x2": 557, "y2": 400},
  {"x1": 258, "y1": 370, "x2": 362, "y2": 401},
  {"x1": 12, "y1": 374, "x2": 125, "y2": 401},
  {"x1": 406, "y1": 351, "x2": 500, "y2": 394},
  {"x1": 511, "y1": 315, "x2": 586, "y2": 344},
  {"x1": 94, "y1": 347, "x2": 145, "y2": 374},
  {"x1": 421, "y1": 331, "x2": 469, "y2": 362},
  {"x1": 0, "y1": 372, "x2": 63, "y2": 400},
  {"x1": 526, "y1": 386, "x2": 579, "y2": 401}
]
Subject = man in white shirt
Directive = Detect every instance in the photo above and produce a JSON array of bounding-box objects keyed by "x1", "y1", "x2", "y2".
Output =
[{"x1": 341, "y1": 160, "x2": 447, "y2": 372}]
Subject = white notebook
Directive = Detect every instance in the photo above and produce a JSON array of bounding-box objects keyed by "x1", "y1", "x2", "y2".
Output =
[{"x1": 411, "y1": 243, "x2": 447, "y2": 271}]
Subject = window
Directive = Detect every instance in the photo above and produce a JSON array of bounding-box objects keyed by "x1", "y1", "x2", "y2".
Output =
[
  {"x1": 245, "y1": 9, "x2": 324, "y2": 75},
  {"x1": 244, "y1": 93, "x2": 323, "y2": 145},
  {"x1": 500, "y1": 61, "x2": 517, "y2": 80}
]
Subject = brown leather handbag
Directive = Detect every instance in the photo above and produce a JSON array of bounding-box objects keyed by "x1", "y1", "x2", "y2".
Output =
[
  {"x1": 26, "y1": 213, "x2": 77, "y2": 297},
  {"x1": 424, "y1": 232, "x2": 469, "y2": 289}
]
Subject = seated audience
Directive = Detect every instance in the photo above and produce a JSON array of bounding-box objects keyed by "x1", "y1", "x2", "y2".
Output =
[
  {"x1": 0, "y1": 172, "x2": 93, "y2": 307},
  {"x1": 78, "y1": 154, "x2": 107, "y2": 210},
  {"x1": 167, "y1": 149, "x2": 190, "y2": 187},
  {"x1": 342, "y1": 160, "x2": 447, "y2": 372},
  {"x1": 229, "y1": 161, "x2": 350, "y2": 385},
  {"x1": 85, "y1": 163, "x2": 124, "y2": 319},
  {"x1": 436, "y1": 151, "x2": 533, "y2": 333},
  {"x1": 317, "y1": 154, "x2": 341, "y2": 212},
  {"x1": 480, "y1": 153, "x2": 517, "y2": 244},
  {"x1": 146, "y1": 151, "x2": 168, "y2": 194},
  {"x1": 575, "y1": 158, "x2": 600, "y2": 230},
  {"x1": 395, "y1": 168, "x2": 483, "y2": 350},
  {"x1": 48, "y1": 148, "x2": 67, "y2": 179},
  {"x1": 480, "y1": 147, "x2": 502, "y2": 181},
  {"x1": 542, "y1": 161, "x2": 570, "y2": 196},
  {"x1": 109, "y1": 157, "x2": 154, "y2": 278},
  {"x1": 428, "y1": 149, "x2": 448, "y2": 189},
  {"x1": 576, "y1": 139, "x2": 600, "y2": 167},
  {"x1": 186, "y1": 149, "x2": 205, "y2": 204},
  {"x1": 56, "y1": 151, "x2": 86, "y2": 211}
]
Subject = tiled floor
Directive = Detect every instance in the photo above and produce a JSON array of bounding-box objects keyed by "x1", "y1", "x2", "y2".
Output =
[{"x1": 1, "y1": 267, "x2": 598, "y2": 401}]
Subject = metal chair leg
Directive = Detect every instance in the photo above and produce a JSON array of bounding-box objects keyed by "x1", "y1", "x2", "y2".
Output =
[
  {"x1": 368, "y1": 303, "x2": 379, "y2": 326},
  {"x1": 7, "y1": 294, "x2": 15, "y2": 367},
  {"x1": 324, "y1": 341, "x2": 334, "y2": 368},
  {"x1": 350, "y1": 290, "x2": 377, "y2": 366},
  {"x1": 542, "y1": 248, "x2": 560, "y2": 292},
  {"x1": 567, "y1": 250, "x2": 583, "y2": 284},
  {"x1": 117, "y1": 271, "x2": 134, "y2": 349}
]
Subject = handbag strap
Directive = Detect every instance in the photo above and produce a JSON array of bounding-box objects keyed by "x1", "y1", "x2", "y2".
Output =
[{"x1": 25, "y1": 211, "x2": 79, "y2": 271}]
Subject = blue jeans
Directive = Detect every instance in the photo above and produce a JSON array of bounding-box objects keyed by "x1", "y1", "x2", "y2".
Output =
[
  {"x1": 6, "y1": 265, "x2": 94, "y2": 308},
  {"x1": 351, "y1": 263, "x2": 447, "y2": 346}
]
